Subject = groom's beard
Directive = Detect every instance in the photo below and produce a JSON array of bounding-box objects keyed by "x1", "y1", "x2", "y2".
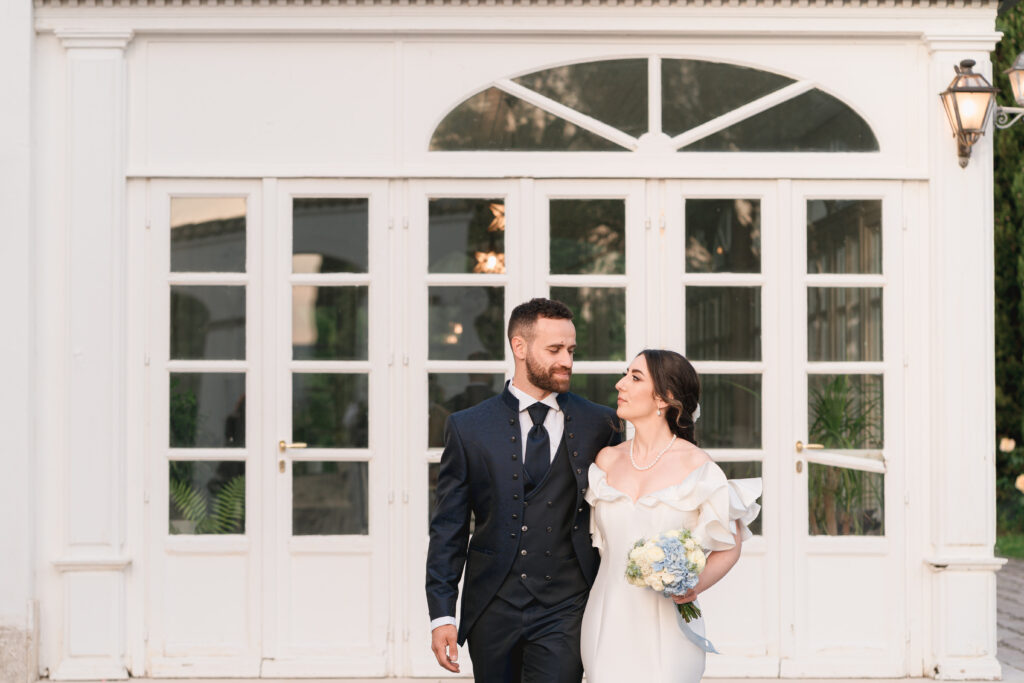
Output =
[{"x1": 525, "y1": 354, "x2": 571, "y2": 394}]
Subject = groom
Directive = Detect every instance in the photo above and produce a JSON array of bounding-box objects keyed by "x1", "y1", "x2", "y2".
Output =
[{"x1": 426, "y1": 298, "x2": 620, "y2": 683}]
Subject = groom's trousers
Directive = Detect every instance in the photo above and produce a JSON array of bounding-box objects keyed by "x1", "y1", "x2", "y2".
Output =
[{"x1": 467, "y1": 591, "x2": 588, "y2": 683}]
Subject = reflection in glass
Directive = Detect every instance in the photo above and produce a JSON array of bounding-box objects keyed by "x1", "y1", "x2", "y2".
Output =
[
  {"x1": 808, "y1": 463, "x2": 884, "y2": 536},
  {"x1": 513, "y1": 59, "x2": 648, "y2": 138},
  {"x1": 698, "y1": 375, "x2": 762, "y2": 449},
  {"x1": 551, "y1": 287, "x2": 626, "y2": 361},
  {"x1": 686, "y1": 287, "x2": 761, "y2": 361},
  {"x1": 808, "y1": 374, "x2": 883, "y2": 450},
  {"x1": 429, "y1": 199, "x2": 506, "y2": 274},
  {"x1": 168, "y1": 460, "x2": 245, "y2": 534},
  {"x1": 662, "y1": 59, "x2": 795, "y2": 137},
  {"x1": 685, "y1": 199, "x2": 761, "y2": 273},
  {"x1": 292, "y1": 198, "x2": 369, "y2": 274},
  {"x1": 428, "y1": 462, "x2": 476, "y2": 533},
  {"x1": 171, "y1": 197, "x2": 246, "y2": 273},
  {"x1": 293, "y1": 461, "x2": 368, "y2": 535},
  {"x1": 681, "y1": 89, "x2": 879, "y2": 152},
  {"x1": 171, "y1": 286, "x2": 246, "y2": 360},
  {"x1": 292, "y1": 373, "x2": 369, "y2": 448},
  {"x1": 570, "y1": 374, "x2": 622, "y2": 411},
  {"x1": 429, "y1": 87, "x2": 625, "y2": 152},
  {"x1": 169, "y1": 373, "x2": 246, "y2": 448},
  {"x1": 292, "y1": 286, "x2": 368, "y2": 360},
  {"x1": 807, "y1": 288, "x2": 882, "y2": 362},
  {"x1": 716, "y1": 461, "x2": 763, "y2": 536},
  {"x1": 807, "y1": 200, "x2": 882, "y2": 275},
  {"x1": 550, "y1": 200, "x2": 626, "y2": 275},
  {"x1": 428, "y1": 286, "x2": 505, "y2": 361},
  {"x1": 428, "y1": 373, "x2": 505, "y2": 448}
]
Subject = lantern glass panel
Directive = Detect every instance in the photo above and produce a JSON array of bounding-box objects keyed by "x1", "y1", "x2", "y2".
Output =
[
  {"x1": 1009, "y1": 69, "x2": 1024, "y2": 106},
  {"x1": 954, "y1": 90, "x2": 994, "y2": 131}
]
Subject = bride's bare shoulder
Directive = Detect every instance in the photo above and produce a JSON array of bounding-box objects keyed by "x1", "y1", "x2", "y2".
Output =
[
  {"x1": 674, "y1": 439, "x2": 713, "y2": 469},
  {"x1": 594, "y1": 441, "x2": 628, "y2": 469}
]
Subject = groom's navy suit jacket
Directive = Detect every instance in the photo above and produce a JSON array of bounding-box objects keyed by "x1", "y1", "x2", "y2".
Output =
[{"x1": 426, "y1": 385, "x2": 621, "y2": 644}]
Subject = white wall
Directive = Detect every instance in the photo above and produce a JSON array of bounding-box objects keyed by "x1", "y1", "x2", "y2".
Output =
[{"x1": 0, "y1": 0, "x2": 37, "y2": 681}]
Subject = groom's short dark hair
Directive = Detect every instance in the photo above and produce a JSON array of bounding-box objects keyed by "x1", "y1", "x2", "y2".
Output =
[{"x1": 507, "y1": 298, "x2": 573, "y2": 343}]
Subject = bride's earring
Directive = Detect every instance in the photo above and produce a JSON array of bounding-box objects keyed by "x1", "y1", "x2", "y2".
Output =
[{"x1": 657, "y1": 408, "x2": 662, "y2": 417}]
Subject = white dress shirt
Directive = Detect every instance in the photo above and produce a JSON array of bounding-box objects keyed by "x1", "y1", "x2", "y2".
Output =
[{"x1": 429, "y1": 382, "x2": 565, "y2": 631}]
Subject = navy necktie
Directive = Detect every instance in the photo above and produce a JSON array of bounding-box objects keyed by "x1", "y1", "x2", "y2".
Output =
[{"x1": 524, "y1": 403, "x2": 551, "y2": 487}]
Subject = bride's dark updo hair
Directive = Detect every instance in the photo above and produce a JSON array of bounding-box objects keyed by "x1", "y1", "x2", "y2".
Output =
[{"x1": 640, "y1": 349, "x2": 700, "y2": 446}]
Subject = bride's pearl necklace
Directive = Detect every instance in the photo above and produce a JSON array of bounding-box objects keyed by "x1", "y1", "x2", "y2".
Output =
[{"x1": 628, "y1": 435, "x2": 677, "y2": 471}]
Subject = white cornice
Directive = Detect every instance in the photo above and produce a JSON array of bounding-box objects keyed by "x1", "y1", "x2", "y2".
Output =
[
  {"x1": 34, "y1": 0, "x2": 998, "y2": 8},
  {"x1": 55, "y1": 28, "x2": 134, "y2": 47}
]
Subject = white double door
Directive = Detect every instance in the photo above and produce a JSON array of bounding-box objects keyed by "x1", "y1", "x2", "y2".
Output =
[{"x1": 143, "y1": 177, "x2": 907, "y2": 678}]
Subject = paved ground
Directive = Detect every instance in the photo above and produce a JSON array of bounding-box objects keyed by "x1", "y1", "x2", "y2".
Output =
[{"x1": 1000, "y1": 558, "x2": 1024, "y2": 681}]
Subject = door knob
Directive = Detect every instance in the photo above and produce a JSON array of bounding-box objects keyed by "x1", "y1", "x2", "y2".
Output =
[
  {"x1": 278, "y1": 440, "x2": 308, "y2": 453},
  {"x1": 795, "y1": 440, "x2": 823, "y2": 453}
]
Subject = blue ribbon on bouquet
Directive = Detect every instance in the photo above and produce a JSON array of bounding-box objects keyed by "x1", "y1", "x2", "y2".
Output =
[{"x1": 675, "y1": 604, "x2": 719, "y2": 654}]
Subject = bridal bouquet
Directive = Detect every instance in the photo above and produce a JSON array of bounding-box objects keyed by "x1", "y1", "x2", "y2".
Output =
[{"x1": 625, "y1": 529, "x2": 707, "y2": 623}]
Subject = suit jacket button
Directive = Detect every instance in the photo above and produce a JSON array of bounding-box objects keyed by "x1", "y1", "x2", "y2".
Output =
[
  {"x1": 512, "y1": 473, "x2": 519, "y2": 479},
  {"x1": 511, "y1": 454, "x2": 517, "y2": 460},
  {"x1": 509, "y1": 418, "x2": 516, "y2": 425},
  {"x1": 510, "y1": 436, "x2": 517, "y2": 442},
  {"x1": 573, "y1": 451, "x2": 579, "y2": 457},
  {"x1": 513, "y1": 494, "x2": 519, "y2": 500},
  {"x1": 545, "y1": 550, "x2": 552, "y2": 556},
  {"x1": 546, "y1": 526, "x2": 553, "y2": 533},
  {"x1": 566, "y1": 415, "x2": 572, "y2": 422},
  {"x1": 573, "y1": 525, "x2": 579, "y2": 530},
  {"x1": 546, "y1": 501, "x2": 553, "y2": 507},
  {"x1": 576, "y1": 468, "x2": 582, "y2": 474},
  {"x1": 522, "y1": 525, "x2": 528, "y2": 532},
  {"x1": 568, "y1": 433, "x2": 575, "y2": 439},
  {"x1": 521, "y1": 573, "x2": 527, "y2": 579},
  {"x1": 520, "y1": 549, "x2": 527, "y2": 556},
  {"x1": 545, "y1": 575, "x2": 552, "y2": 581},
  {"x1": 578, "y1": 507, "x2": 583, "y2": 513}
]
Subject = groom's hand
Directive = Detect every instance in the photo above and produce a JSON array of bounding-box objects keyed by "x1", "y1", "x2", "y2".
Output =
[{"x1": 431, "y1": 624, "x2": 460, "y2": 673}]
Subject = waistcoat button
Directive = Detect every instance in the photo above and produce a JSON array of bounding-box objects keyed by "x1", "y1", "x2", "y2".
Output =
[
  {"x1": 573, "y1": 525, "x2": 578, "y2": 531},
  {"x1": 546, "y1": 526, "x2": 553, "y2": 533},
  {"x1": 545, "y1": 575, "x2": 552, "y2": 581},
  {"x1": 513, "y1": 494, "x2": 519, "y2": 500},
  {"x1": 521, "y1": 573, "x2": 528, "y2": 579},
  {"x1": 576, "y1": 468, "x2": 582, "y2": 474},
  {"x1": 512, "y1": 473, "x2": 518, "y2": 479},
  {"x1": 512, "y1": 513, "x2": 518, "y2": 519}
]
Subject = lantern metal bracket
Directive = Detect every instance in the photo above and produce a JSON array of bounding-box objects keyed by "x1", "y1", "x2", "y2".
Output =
[{"x1": 995, "y1": 105, "x2": 1024, "y2": 129}]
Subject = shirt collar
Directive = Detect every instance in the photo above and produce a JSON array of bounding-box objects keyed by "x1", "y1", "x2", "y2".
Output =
[{"x1": 507, "y1": 381, "x2": 561, "y2": 413}]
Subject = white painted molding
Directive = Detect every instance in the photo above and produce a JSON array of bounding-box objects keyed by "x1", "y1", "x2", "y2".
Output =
[
  {"x1": 924, "y1": 556, "x2": 1008, "y2": 572},
  {"x1": 51, "y1": 557, "x2": 132, "y2": 572},
  {"x1": 54, "y1": 29, "x2": 133, "y2": 49},
  {"x1": 33, "y1": 0, "x2": 1000, "y2": 8}
]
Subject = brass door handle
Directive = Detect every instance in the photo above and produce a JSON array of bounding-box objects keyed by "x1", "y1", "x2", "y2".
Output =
[
  {"x1": 795, "y1": 440, "x2": 824, "y2": 453},
  {"x1": 278, "y1": 440, "x2": 308, "y2": 453}
]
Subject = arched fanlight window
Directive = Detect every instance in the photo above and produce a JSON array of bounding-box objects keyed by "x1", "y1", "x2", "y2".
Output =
[{"x1": 429, "y1": 57, "x2": 879, "y2": 153}]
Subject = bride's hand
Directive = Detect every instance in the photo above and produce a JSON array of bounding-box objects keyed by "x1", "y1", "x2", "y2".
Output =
[{"x1": 672, "y1": 589, "x2": 698, "y2": 605}]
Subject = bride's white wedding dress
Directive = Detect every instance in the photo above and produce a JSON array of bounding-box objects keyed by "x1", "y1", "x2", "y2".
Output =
[{"x1": 580, "y1": 461, "x2": 761, "y2": 683}]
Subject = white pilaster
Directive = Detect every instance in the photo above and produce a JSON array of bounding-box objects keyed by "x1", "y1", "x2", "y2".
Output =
[
  {"x1": 49, "y1": 28, "x2": 134, "y2": 682},
  {"x1": 924, "y1": 39, "x2": 1005, "y2": 680},
  {"x1": 0, "y1": 0, "x2": 38, "y2": 679}
]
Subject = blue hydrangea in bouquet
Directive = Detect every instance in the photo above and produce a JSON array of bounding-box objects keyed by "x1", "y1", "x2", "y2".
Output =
[{"x1": 625, "y1": 528, "x2": 708, "y2": 623}]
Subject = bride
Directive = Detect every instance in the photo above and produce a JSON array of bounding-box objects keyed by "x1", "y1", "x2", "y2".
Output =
[{"x1": 581, "y1": 349, "x2": 761, "y2": 682}]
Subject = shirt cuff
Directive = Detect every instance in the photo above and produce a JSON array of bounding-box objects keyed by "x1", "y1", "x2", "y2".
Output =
[{"x1": 430, "y1": 616, "x2": 457, "y2": 630}]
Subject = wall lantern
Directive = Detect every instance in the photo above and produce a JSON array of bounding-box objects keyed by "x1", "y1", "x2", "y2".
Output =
[
  {"x1": 940, "y1": 59, "x2": 998, "y2": 168},
  {"x1": 939, "y1": 56, "x2": 1024, "y2": 167}
]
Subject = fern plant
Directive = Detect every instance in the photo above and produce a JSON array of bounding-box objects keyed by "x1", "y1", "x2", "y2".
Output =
[
  {"x1": 169, "y1": 463, "x2": 245, "y2": 534},
  {"x1": 808, "y1": 375, "x2": 884, "y2": 536}
]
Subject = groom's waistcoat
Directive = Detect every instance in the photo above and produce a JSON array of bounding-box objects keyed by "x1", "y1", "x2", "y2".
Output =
[
  {"x1": 495, "y1": 437, "x2": 589, "y2": 607},
  {"x1": 425, "y1": 385, "x2": 621, "y2": 644}
]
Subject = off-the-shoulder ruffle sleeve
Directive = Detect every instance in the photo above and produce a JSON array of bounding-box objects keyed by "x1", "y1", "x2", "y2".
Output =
[
  {"x1": 585, "y1": 464, "x2": 627, "y2": 552},
  {"x1": 727, "y1": 477, "x2": 762, "y2": 542},
  {"x1": 645, "y1": 462, "x2": 760, "y2": 551}
]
